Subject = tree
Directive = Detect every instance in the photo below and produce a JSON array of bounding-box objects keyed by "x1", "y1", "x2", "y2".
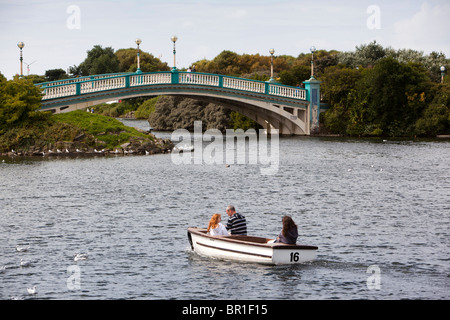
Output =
[
  {"x1": 415, "y1": 82, "x2": 450, "y2": 135},
  {"x1": 212, "y1": 50, "x2": 240, "y2": 75},
  {"x1": 320, "y1": 65, "x2": 363, "y2": 134},
  {"x1": 0, "y1": 73, "x2": 47, "y2": 134},
  {"x1": 279, "y1": 65, "x2": 310, "y2": 86},
  {"x1": 45, "y1": 68, "x2": 68, "y2": 81},
  {"x1": 352, "y1": 57, "x2": 431, "y2": 136},
  {"x1": 115, "y1": 48, "x2": 170, "y2": 73},
  {"x1": 338, "y1": 41, "x2": 387, "y2": 69},
  {"x1": 23, "y1": 74, "x2": 46, "y2": 84},
  {"x1": 69, "y1": 45, "x2": 119, "y2": 76}
]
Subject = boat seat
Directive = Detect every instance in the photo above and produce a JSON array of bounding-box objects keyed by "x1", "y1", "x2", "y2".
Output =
[{"x1": 227, "y1": 235, "x2": 269, "y2": 244}]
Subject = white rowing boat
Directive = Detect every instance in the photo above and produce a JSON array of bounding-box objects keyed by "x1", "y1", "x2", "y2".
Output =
[{"x1": 187, "y1": 227, "x2": 318, "y2": 265}]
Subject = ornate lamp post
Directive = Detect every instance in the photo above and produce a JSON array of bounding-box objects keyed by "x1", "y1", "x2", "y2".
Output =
[
  {"x1": 171, "y1": 35, "x2": 178, "y2": 71},
  {"x1": 441, "y1": 66, "x2": 446, "y2": 83},
  {"x1": 135, "y1": 38, "x2": 142, "y2": 74},
  {"x1": 310, "y1": 46, "x2": 316, "y2": 79},
  {"x1": 269, "y1": 48, "x2": 275, "y2": 82},
  {"x1": 17, "y1": 41, "x2": 25, "y2": 77}
]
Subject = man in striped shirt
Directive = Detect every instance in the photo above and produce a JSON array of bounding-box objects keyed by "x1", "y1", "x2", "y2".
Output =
[{"x1": 225, "y1": 205, "x2": 247, "y2": 235}]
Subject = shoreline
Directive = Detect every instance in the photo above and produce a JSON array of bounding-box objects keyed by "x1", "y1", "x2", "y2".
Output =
[{"x1": 0, "y1": 148, "x2": 173, "y2": 158}]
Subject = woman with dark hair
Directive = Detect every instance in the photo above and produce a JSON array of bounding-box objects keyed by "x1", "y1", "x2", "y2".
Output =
[{"x1": 274, "y1": 216, "x2": 298, "y2": 244}]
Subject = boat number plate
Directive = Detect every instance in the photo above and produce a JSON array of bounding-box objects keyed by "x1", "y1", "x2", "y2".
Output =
[{"x1": 290, "y1": 252, "x2": 299, "y2": 262}]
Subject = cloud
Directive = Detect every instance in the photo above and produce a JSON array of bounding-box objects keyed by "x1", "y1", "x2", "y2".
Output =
[
  {"x1": 392, "y1": 2, "x2": 450, "y2": 53},
  {"x1": 230, "y1": 9, "x2": 247, "y2": 19}
]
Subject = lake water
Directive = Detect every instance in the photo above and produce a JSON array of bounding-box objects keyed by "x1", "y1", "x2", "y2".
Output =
[{"x1": 0, "y1": 119, "x2": 449, "y2": 300}]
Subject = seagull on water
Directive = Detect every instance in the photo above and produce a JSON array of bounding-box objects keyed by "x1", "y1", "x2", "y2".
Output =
[
  {"x1": 74, "y1": 253, "x2": 88, "y2": 261},
  {"x1": 16, "y1": 245, "x2": 29, "y2": 252},
  {"x1": 20, "y1": 259, "x2": 31, "y2": 267},
  {"x1": 0, "y1": 266, "x2": 6, "y2": 273},
  {"x1": 27, "y1": 286, "x2": 37, "y2": 295}
]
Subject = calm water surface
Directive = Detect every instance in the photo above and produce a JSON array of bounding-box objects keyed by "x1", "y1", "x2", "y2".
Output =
[{"x1": 0, "y1": 120, "x2": 449, "y2": 300}]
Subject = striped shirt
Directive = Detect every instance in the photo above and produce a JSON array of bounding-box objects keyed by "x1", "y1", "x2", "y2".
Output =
[{"x1": 226, "y1": 212, "x2": 247, "y2": 235}]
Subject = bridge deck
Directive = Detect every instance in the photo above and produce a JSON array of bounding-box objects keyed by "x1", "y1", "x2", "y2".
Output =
[{"x1": 37, "y1": 71, "x2": 307, "y2": 104}]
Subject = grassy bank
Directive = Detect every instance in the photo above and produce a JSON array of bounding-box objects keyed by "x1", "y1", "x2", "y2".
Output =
[
  {"x1": 0, "y1": 109, "x2": 172, "y2": 156},
  {"x1": 53, "y1": 110, "x2": 153, "y2": 149},
  {"x1": 92, "y1": 96, "x2": 159, "y2": 119}
]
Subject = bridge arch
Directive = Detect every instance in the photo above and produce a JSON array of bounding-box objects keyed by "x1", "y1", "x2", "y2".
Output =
[{"x1": 38, "y1": 71, "x2": 320, "y2": 135}]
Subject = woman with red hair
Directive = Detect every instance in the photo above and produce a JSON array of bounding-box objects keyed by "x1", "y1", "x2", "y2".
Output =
[{"x1": 207, "y1": 213, "x2": 229, "y2": 236}]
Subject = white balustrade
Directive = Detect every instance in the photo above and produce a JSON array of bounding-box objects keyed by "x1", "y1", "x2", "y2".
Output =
[
  {"x1": 39, "y1": 73, "x2": 129, "y2": 89},
  {"x1": 80, "y1": 77, "x2": 126, "y2": 94},
  {"x1": 41, "y1": 84, "x2": 77, "y2": 100},
  {"x1": 223, "y1": 77, "x2": 265, "y2": 93},
  {"x1": 179, "y1": 73, "x2": 219, "y2": 86},
  {"x1": 269, "y1": 84, "x2": 306, "y2": 100},
  {"x1": 130, "y1": 73, "x2": 171, "y2": 86}
]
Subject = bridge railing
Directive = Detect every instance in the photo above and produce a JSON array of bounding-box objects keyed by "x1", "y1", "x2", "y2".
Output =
[
  {"x1": 130, "y1": 73, "x2": 172, "y2": 86},
  {"x1": 178, "y1": 72, "x2": 219, "y2": 86},
  {"x1": 39, "y1": 71, "x2": 307, "y2": 102},
  {"x1": 269, "y1": 84, "x2": 306, "y2": 100},
  {"x1": 38, "y1": 72, "x2": 133, "y2": 87}
]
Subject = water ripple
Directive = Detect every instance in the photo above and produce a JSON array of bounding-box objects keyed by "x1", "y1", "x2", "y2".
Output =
[{"x1": 1, "y1": 128, "x2": 449, "y2": 299}]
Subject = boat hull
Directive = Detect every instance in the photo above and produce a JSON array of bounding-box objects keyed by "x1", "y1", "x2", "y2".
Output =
[{"x1": 188, "y1": 227, "x2": 317, "y2": 265}]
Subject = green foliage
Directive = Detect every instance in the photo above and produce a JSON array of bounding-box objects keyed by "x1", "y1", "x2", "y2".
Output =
[
  {"x1": 322, "y1": 53, "x2": 449, "y2": 137},
  {"x1": 337, "y1": 41, "x2": 388, "y2": 69},
  {"x1": 194, "y1": 50, "x2": 301, "y2": 79},
  {"x1": 229, "y1": 112, "x2": 262, "y2": 131},
  {"x1": 90, "y1": 103, "x2": 123, "y2": 118},
  {"x1": 415, "y1": 82, "x2": 450, "y2": 135},
  {"x1": 69, "y1": 45, "x2": 119, "y2": 76},
  {"x1": 0, "y1": 73, "x2": 48, "y2": 135},
  {"x1": 279, "y1": 65, "x2": 311, "y2": 86},
  {"x1": 148, "y1": 96, "x2": 231, "y2": 132},
  {"x1": 320, "y1": 65, "x2": 362, "y2": 134},
  {"x1": 45, "y1": 69, "x2": 68, "y2": 81},
  {"x1": 361, "y1": 57, "x2": 431, "y2": 136},
  {"x1": 23, "y1": 74, "x2": 47, "y2": 84},
  {"x1": 0, "y1": 120, "x2": 77, "y2": 152},
  {"x1": 135, "y1": 97, "x2": 159, "y2": 119},
  {"x1": 92, "y1": 97, "x2": 159, "y2": 119},
  {"x1": 115, "y1": 48, "x2": 170, "y2": 73},
  {"x1": 53, "y1": 110, "x2": 151, "y2": 148}
]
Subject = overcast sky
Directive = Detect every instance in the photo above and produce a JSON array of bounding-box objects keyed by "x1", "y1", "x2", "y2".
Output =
[{"x1": 0, "y1": 0, "x2": 449, "y2": 79}]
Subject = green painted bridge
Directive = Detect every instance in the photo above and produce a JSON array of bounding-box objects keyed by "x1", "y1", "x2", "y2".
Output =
[{"x1": 38, "y1": 71, "x2": 322, "y2": 135}]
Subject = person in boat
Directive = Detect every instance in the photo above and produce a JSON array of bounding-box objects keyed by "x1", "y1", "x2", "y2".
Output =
[
  {"x1": 207, "y1": 213, "x2": 229, "y2": 236},
  {"x1": 225, "y1": 205, "x2": 247, "y2": 235},
  {"x1": 274, "y1": 215, "x2": 298, "y2": 244}
]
